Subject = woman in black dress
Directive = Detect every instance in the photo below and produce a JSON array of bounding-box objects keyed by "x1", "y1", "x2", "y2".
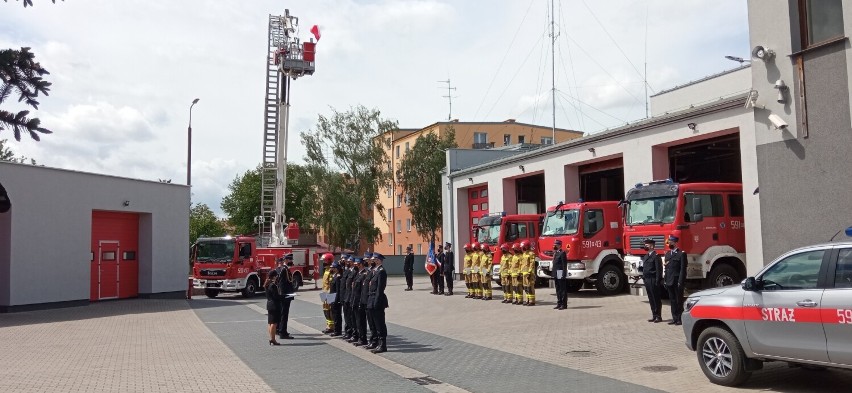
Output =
[{"x1": 265, "y1": 270, "x2": 282, "y2": 346}]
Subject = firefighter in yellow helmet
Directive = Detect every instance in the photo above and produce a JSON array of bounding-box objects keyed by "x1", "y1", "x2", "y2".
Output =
[
  {"x1": 499, "y1": 243, "x2": 512, "y2": 303},
  {"x1": 321, "y1": 253, "x2": 337, "y2": 333},
  {"x1": 469, "y1": 242, "x2": 481, "y2": 299},
  {"x1": 510, "y1": 243, "x2": 522, "y2": 305},
  {"x1": 462, "y1": 243, "x2": 473, "y2": 298},
  {"x1": 520, "y1": 241, "x2": 536, "y2": 306},
  {"x1": 480, "y1": 244, "x2": 493, "y2": 300}
]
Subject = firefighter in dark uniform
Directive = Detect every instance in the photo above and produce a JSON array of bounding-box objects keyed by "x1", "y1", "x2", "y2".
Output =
[
  {"x1": 328, "y1": 261, "x2": 343, "y2": 336},
  {"x1": 341, "y1": 256, "x2": 355, "y2": 340},
  {"x1": 354, "y1": 256, "x2": 372, "y2": 347},
  {"x1": 363, "y1": 252, "x2": 378, "y2": 348},
  {"x1": 443, "y1": 242, "x2": 455, "y2": 296},
  {"x1": 403, "y1": 246, "x2": 414, "y2": 291},
  {"x1": 664, "y1": 235, "x2": 687, "y2": 325},
  {"x1": 552, "y1": 239, "x2": 568, "y2": 310},
  {"x1": 642, "y1": 238, "x2": 664, "y2": 323},
  {"x1": 367, "y1": 252, "x2": 389, "y2": 353},
  {"x1": 348, "y1": 258, "x2": 366, "y2": 344},
  {"x1": 277, "y1": 254, "x2": 296, "y2": 339}
]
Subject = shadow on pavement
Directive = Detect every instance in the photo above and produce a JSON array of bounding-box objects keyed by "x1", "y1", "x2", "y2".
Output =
[
  {"x1": 0, "y1": 298, "x2": 192, "y2": 328},
  {"x1": 387, "y1": 334, "x2": 439, "y2": 354}
]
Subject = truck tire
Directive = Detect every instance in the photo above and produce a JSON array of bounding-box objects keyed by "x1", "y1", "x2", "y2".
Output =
[
  {"x1": 595, "y1": 264, "x2": 624, "y2": 296},
  {"x1": 242, "y1": 277, "x2": 258, "y2": 298},
  {"x1": 292, "y1": 273, "x2": 302, "y2": 292},
  {"x1": 696, "y1": 327, "x2": 752, "y2": 386},
  {"x1": 204, "y1": 288, "x2": 220, "y2": 298},
  {"x1": 705, "y1": 263, "x2": 742, "y2": 289},
  {"x1": 566, "y1": 280, "x2": 583, "y2": 293}
]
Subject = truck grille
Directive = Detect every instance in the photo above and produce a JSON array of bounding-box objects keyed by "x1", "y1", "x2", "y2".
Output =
[
  {"x1": 629, "y1": 235, "x2": 665, "y2": 250},
  {"x1": 201, "y1": 269, "x2": 226, "y2": 276}
]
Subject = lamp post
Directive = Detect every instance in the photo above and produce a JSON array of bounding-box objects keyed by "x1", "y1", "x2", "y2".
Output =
[{"x1": 187, "y1": 98, "x2": 199, "y2": 186}]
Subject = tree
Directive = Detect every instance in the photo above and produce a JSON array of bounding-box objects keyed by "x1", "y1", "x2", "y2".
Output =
[
  {"x1": 0, "y1": 47, "x2": 53, "y2": 141},
  {"x1": 398, "y1": 128, "x2": 457, "y2": 244},
  {"x1": 301, "y1": 106, "x2": 396, "y2": 252},
  {"x1": 4, "y1": 0, "x2": 62, "y2": 7},
  {"x1": 0, "y1": 138, "x2": 36, "y2": 164},
  {"x1": 220, "y1": 163, "x2": 314, "y2": 236},
  {"x1": 190, "y1": 203, "x2": 225, "y2": 244}
]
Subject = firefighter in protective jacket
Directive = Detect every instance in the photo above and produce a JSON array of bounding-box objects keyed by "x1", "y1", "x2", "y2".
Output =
[
  {"x1": 321, "y1": 253, "x2": 337, "y2": 333},
  {"x1": 520, "y1": 241, "x2": 536, "y2": 306},
  {"x1": 463, "y1": 244, "x2": 473, "y2": 298},
  {"x1": 470, "y1": 243, "x2": 482, "y2": 299},
  {"x1": 499, "y1": 243, "x2": 512, "y2": 303},
  {"x1": 479, "y1": 245, "x2": 493, "y2": 300},
  {"x1": 509, "y1": 243, "x2": 522, "y2": 304}
]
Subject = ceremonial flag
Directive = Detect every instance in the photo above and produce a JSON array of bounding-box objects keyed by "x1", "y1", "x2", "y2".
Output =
[{"x1": 425, "y1": 241, "x2": 437, "y2": 275}]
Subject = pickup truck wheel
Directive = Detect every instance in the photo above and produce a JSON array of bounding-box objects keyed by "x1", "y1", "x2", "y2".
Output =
[
  {"x1": 595, "y1": 264, "x2": 624, "y2": 296},
  {"x1": 242, "y1": 277, "x2": 258, "y2": 298},
  {"x1": 566, "y1": 280, "x2": 583, "y2": 293},
  {"x1": 204, "y1": 288, "x2": 220, "y2": 298},
  {"x1": 706, "y1": 264, "x2": 742, "y2": 288},
  {"x1": 696, "y1": 327, "x2": 752, "y2": 386}
]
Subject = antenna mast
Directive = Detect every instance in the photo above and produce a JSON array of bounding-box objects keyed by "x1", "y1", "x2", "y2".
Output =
[
  {"x1": 438, "y1": 79, "x2": 457, "y2": 121},
  {"x1": 550, "y1": 0, "x2": 557, "y2": 142}
]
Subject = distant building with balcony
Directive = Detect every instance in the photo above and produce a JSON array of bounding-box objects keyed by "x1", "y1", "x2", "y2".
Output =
[{"x1": 372, "y1": 119, "x2": 582, "y2": 255}]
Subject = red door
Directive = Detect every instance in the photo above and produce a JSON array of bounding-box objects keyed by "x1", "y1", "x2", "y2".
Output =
[{"x1": 97, "y1": 241, "x2": 120, "y2": 299}]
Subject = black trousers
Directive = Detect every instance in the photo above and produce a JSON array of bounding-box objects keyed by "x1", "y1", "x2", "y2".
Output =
[
  {"x1": 277, "y1": 299, "x2": 292, "y2": 335},
  {"x1": 436, "y1": 272, "x2": 444, "y2": 293},
  {"x1": 644, "y1": 275, "x2": 662, "y2": 318},
  {"x1": 331, "y1": 303, "x2": 342, "y2": 334},
  {"x1": 370, "y1": 307, "x2": 387, "y2": 339},
  {"x1": 555, "y1": 278, "x2": 568, "y2": 306},
  {"x1": 355, "y1": 305, "x2": 368, "y2": 342},
  {"x1": 404, "y1": 270, "x2": 413, "y2": 289},
  {"x1": 666, "y1": 283, "x2": 684, "y2": 321},
  {"x1": 366, "y1": 303, "x2": 377, "y2": 342},
  {"x1": 444, "y1": 272, "x2": 454, "y2": 292}
]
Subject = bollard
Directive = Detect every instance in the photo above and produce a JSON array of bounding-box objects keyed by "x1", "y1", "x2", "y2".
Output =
[{"x1": 187, "y1": 277, "x2": 193, "y2": 299}]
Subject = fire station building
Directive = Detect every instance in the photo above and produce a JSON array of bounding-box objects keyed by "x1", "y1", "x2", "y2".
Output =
[{"x1": 0, "y1": 162, "x2": 190, "y2": 312}]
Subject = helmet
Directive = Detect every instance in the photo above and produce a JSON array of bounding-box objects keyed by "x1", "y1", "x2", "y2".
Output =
[
  {"x1": 500, "y1": 243, "x2": 510, "y2": 252},
  {"x1": 482, "y1": 244, "x2": 491, "y2": 253},
  {"x1": 520, "y1": 241, "x2": 530, "y2": 250},
  {"x1": 471, "y1": 242, "x2": 480, "y2": 251},
  {"x1": 512, "y1": 242, "x2": 521, "y2": 252},
  {"x1": 463, "y1": 243, "x2": 471, "y2": 251},
  {"x1": 321, "y1": 253, "x2": 334, "y2": 263}
]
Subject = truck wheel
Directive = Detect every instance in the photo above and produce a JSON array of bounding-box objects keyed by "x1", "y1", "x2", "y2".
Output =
[
  {"x1": 706, "y1": 264, "x2": 742, "y2": 288},
  {"x1": 292, "y1": 273, "x2": 302, "y2": 292},
  {"x1": 204, "y1": 288, "x2": 220, "y2": 298},
  {"x1": 595, "y1": 264, "x2": 624, "y2": 296},
  {"x1": 242, "y1": 277, "x2": 258, "y2": 298},
  {"x1": 696, "y1": 327, "x2": 752, "y2": 386},
  {"x1": 566, "y1": 280, "x2": 583, "y2": 293}
]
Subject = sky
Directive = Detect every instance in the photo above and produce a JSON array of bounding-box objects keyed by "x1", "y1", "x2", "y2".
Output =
[{"x1": 0, "y1": 0, "x2": 750, "y2": 217}]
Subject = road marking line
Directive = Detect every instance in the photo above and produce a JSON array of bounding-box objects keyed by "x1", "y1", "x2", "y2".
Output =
[{"x1": 244, "y1": 303, "x2": 470, "y2": 393}]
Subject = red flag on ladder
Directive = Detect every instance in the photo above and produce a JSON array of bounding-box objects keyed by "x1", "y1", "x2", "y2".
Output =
[{"x1": 310, "y1": 25, "x2": 321, "y2": 41}]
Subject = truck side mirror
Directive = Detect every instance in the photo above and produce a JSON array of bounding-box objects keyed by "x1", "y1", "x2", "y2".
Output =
[
  {"x1": 742, "y1": 277, "x2": 759, "y2": 291},
  {"x1": 690, "y1": 196, "x2": 703, "y2": 222}
]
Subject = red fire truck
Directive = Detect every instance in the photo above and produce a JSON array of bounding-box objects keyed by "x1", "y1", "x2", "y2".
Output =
[
  {"x1": 536, "y1": 200, "x2": 627, "y2": 296},
  {"x1": 474, "y1": 212, "x2": 543, "y2": 285},
  {"x1": 191, "y1": 234, "x2": 321, "y2": 298},
  {"x1": 622, "y1": 180, "x2": 746, "y2": 289}
]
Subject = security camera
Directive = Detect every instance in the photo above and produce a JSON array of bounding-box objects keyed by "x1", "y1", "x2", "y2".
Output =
[
  {"x1": 768, "y1": 113, "x2": 788, "y2": 130},
  {"x1": 752, "y1": 45, "x2": 775, "y2": 61},
  {"x1": 774, "y1": 79, "x2": 788, "y2": 103}
]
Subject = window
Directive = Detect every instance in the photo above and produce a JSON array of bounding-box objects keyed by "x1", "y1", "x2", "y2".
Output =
[
  {"x1": 388, "y1": 233, "x2": 393, "y2": 245},
  {"x1": 506, "y1": 223, "x2": 528, "y2": 241},
  {"x1": 387, "y1": 209, "x2": 392, "y2": 221},
  {"x1": 472, "y1": 217, "x2": 479, "y2": 225},
  {"x1": 405, "y1": 193, "x2": 410, "y2": 205},
  {"x1": 472, "y1": 204, "x2": 479, "y2": 212},
  {"x1": 395, "y1": 145, "x2": 400, "y2": 158},
  {"x1": 122, "y1": 251, "x2": 136, "y2": 261},
  {"x1": 396, "y1": 194, "x2": 402, "y2": 207},
  {"x1": 405, "y1": 142, "x2": 410, "y2": 152},
  {"x1": 835, "y1": 249, "x2": 852, "y2": 288},
  {"x1": 799, "y1": 0, "x2": 844, "y2": 48},
  {"x1": 518, "y1": 135, "x2": 526, "y2": 144},
  {"x1": 471, "y1": 190, "x2": 478, "y2": 199},
  {"x1": 398, "y1": 245, "x2": 402, "y2": 255},
  {"x1": 583, "y1": 209, "x2": 604, "y2": 238},
  {"x1": 102, "y1": 251, "x2": 116, "y2": 261},
  {"x1": 761, "y1": 250, "x2": 825, "y2": 290},
  {"x1": 386, "y1": 187, "x2": 392, "y2": 198},
  {"x1": 684, "y1": 193, "x2": 724, "y2": 220},
  {"x1": 396, "y1": 220, "x2": 401, "y2": 233},
  {"x1": 406, "y1": 219, "x2": 411, "y2": 231},
  {"x1": 541, "y1": 136, "x2": 553, "y2": 145},
  {"x1": 481, "y1": 202, "x2": 488, "y2": 211},
  {"x1": 481, "y1": 189, "x2": 488, "y2": 198},
  {"x1": 473, "y1": 132, "x2": 487, "y2": 144},
  {"x1": 503, "y1": 134, "x2": 511, "y2": 145},
  {"x1": 417, "y1": 244, "x2": 422, "y2": 254},
  {"x1": 728, "y1": 194, "x2": 744, "y2": 217}
]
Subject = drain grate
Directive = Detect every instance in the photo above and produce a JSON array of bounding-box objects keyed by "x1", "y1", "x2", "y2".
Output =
[
  {"x1": 407, "y1": 376, "x2": 442, "y2": 386},
  {"x1": 565, "y1": 350, "x2": 595, "y2": 357},
  {"x1": 641, "y1": 365, "x2": 678, "y2": 372}
]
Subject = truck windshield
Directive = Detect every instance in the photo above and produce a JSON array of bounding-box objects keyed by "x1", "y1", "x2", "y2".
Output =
[
  {"x1": 542, "y1": 209, "x2": 579, "y2": 236},
  {"x1": 626, "y1": 197, "x2": 676, "y2": 225},
  {"x1": 476, "y1": 225, "x2": 501, "y2": 245},
  {"x1": 195, "y1": 240, "x2": 235, "y2": 262}
]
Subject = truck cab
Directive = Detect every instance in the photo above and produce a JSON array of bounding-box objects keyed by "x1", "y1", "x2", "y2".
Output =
[
  {"x1": 192, "y1": 236, "x2": 269, "y2": 298},
  {"x1": 537, "y1": 201, "x2": 626, "y2": 295},
  {"x1": 622, "y1": 180, "x2": 746, "y2": 290},
  {"x1": 473, "y1": 212, "x2": 543, "y2": 285}
]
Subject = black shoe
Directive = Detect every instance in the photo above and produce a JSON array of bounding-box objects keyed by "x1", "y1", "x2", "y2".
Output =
[
  {"x1": 330, "y1": 332, "x2": 341, "y2": 337},
  {"x1": 653, "y1": 317, "x2": 662, "y2": 323},
  {"x1": 365, "y1": 343, "x2": 378, "y2": 350},
  {"x1": 559, "y1": 306, "x2": 567, "y2": 310},
  {"x1": 448, "y1": 292, "x2": 453, "y2": 296},
  {"x1": 553, "y1": 305, "x2": 561, "y2": 309},
  {"x1": 647, "y1": 318, "x2": 656, "y2": 322},
  {"x1": 404, "y1": 288, "x2": 412, "y2": 291},
  {"x1": 371, "y1": 346, "x2": 387, "y2": 353},
  {"x1": 282, "y1": 335, "x2": 294, "y2": 340},
  {"x1": 674, "y1": 320, "x2": 682, "y2": 326},
  {"x1": 667, "y1": 321, "x2": 677, "y2": 325}
]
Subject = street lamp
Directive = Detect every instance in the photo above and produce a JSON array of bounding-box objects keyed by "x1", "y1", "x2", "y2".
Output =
[
  {"x1": 187, "y1": 98, "x2": 199, "y2": 186},
  {"x1": 724, "y1": 55, "x2": 751, "y2": 64}
]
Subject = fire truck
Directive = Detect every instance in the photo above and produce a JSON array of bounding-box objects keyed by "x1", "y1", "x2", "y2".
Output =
[
  {"x1": 536, "y1": 200, "x2": 627, "y2": 296},
  {"x1": 192, "y1": 10, "x2": 324, "y2": 298},
  {"x1": 622, "y1": 180, "x2": 747, "y2": 289},
  {"x1": 473, "y1": 212, "x2": 543, "y2": 286}
]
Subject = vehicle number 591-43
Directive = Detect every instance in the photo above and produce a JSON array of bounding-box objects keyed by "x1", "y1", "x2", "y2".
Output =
[{"x1": 837, "y1": 309, "x2": 852, "y2": 324}]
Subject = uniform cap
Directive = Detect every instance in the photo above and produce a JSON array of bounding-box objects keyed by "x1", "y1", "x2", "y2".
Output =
[
  {"x1": 553, "y1": 239, "x2": 563, "y2": 247},
  {"x1": 445, "y1": 242, "x2": 452, "y2": 247},
  {"x1": 373, "y1": 253, "x2": 385, "y2": 260},
  {"x1": 353, "y1": 258, "x2": 363, "y2": 265},
  {"x1": 364, "y1": 251, "x2": 374, "y2": 259},
  {"x1": 331, "y1": 261, "x2": 340, "y2": 268},
  {"x1": 668, "y1": 235, "x2": 679, "y2": 242},
  {"x1": 284, "y1": 253, "x2": 294, "y2": 260},
  {"x1": 644, "y1": 238, "x2": 656, "y2": 245}
]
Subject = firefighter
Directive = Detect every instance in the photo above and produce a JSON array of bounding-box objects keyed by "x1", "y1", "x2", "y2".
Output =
[
  {"x1": 341, "y1": 255, "x2": 355, "y2": 340},
  {"x1": 354, "y1": 257, "x2": 371, "y2": 347},
  {"x1": 480, "y1": 245, "x2": 493, "y2": 300},
  {"x1": 328, "y1": 260, "x2": 343, "y2": 336},
  {"x1": 348, "y1": 258, "x2": 367, "y2": 344},
  {"x1": 364, "y1": 252, "x2": 379, "y2": 348},
  {"x1": 462, "y1": 244, "x2": 473, "y2": 298},
  {"x1": 642, "y1": 238, "x2": 663, "y2": 323},
  {"x1": 499, "y1": 243, "x2": 512, "y2": 303},
  {"x1": 469, "y1": 242, "x2": 481, "y2": 299},
  {"x1": 552, "y1": 239, "x2": 568, "y2": 310},
  {"x1": 320, "y1": 253, "x2": 336, "y2": 334},
  {"x1": 510, "y1": 243, "x2": 522, "y2": 304},
  {"x1": 521, "y1": 241, "x2": 536, "y2": 306},
  {"x1": 367, "y1": 253, "x2": 388, "y2": 353}
]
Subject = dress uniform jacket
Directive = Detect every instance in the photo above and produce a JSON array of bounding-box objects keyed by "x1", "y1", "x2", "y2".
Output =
[
  {"x1": 664, "y1": 248, "x2": 687, "y2": 287},
  {"x1": 552, "y1": 249, "x2": 568, "y2": 276},
  {"x1": 359, "y1": 268, "x2": 372, "y2": 306},
  {"x1": 642, "y1": 251, "x2": 663, "y2": 283},
  {"x1": 350, "y1": 268, "x2": 364, "y2": 304},
  {"x1": 443, "y1": 250, "x2": 455, "y2": 274},
  {"x1": 367, "y1": 266, "x2": 388, "y2": 309}
]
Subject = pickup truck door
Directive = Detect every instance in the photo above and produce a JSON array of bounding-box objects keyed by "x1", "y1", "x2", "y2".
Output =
[{"x1": 823, "y1": 247, "x2": 852, "y2": 365}]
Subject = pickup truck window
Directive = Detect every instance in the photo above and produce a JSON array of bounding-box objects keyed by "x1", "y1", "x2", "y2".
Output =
[{"x1": 761, "y1": 250, "x2": 825, "y2": 290}]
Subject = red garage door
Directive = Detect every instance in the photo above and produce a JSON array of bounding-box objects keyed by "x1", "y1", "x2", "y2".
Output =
[{"x1": 91, "y1": 211, "x2": 139, "y2": 301}]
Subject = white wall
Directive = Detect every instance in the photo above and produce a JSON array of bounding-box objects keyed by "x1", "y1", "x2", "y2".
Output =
[
  {"x1": 0, "y1": 162, "x2": 189, "y2": 308},
  {"x1": 651, "y1": 66, "x2": 752, "y2": 117}
]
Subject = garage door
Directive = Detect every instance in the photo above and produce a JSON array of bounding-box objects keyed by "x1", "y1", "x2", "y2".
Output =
[{"x1": 91, "y1": 211, "x2": 139, "y2": 301}]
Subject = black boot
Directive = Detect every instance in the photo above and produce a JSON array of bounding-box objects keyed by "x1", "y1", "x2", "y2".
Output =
[
  {"x1": 371, "y1": 338, "x2": 387, "y2": 353},
  {"x1": 365, "y1": 339, "x2": 378, "y2": 350}
]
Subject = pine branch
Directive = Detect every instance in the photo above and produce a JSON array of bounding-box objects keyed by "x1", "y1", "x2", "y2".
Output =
[{"x1": 0, "y1": 109, "x2": 53, "y2": 141}]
